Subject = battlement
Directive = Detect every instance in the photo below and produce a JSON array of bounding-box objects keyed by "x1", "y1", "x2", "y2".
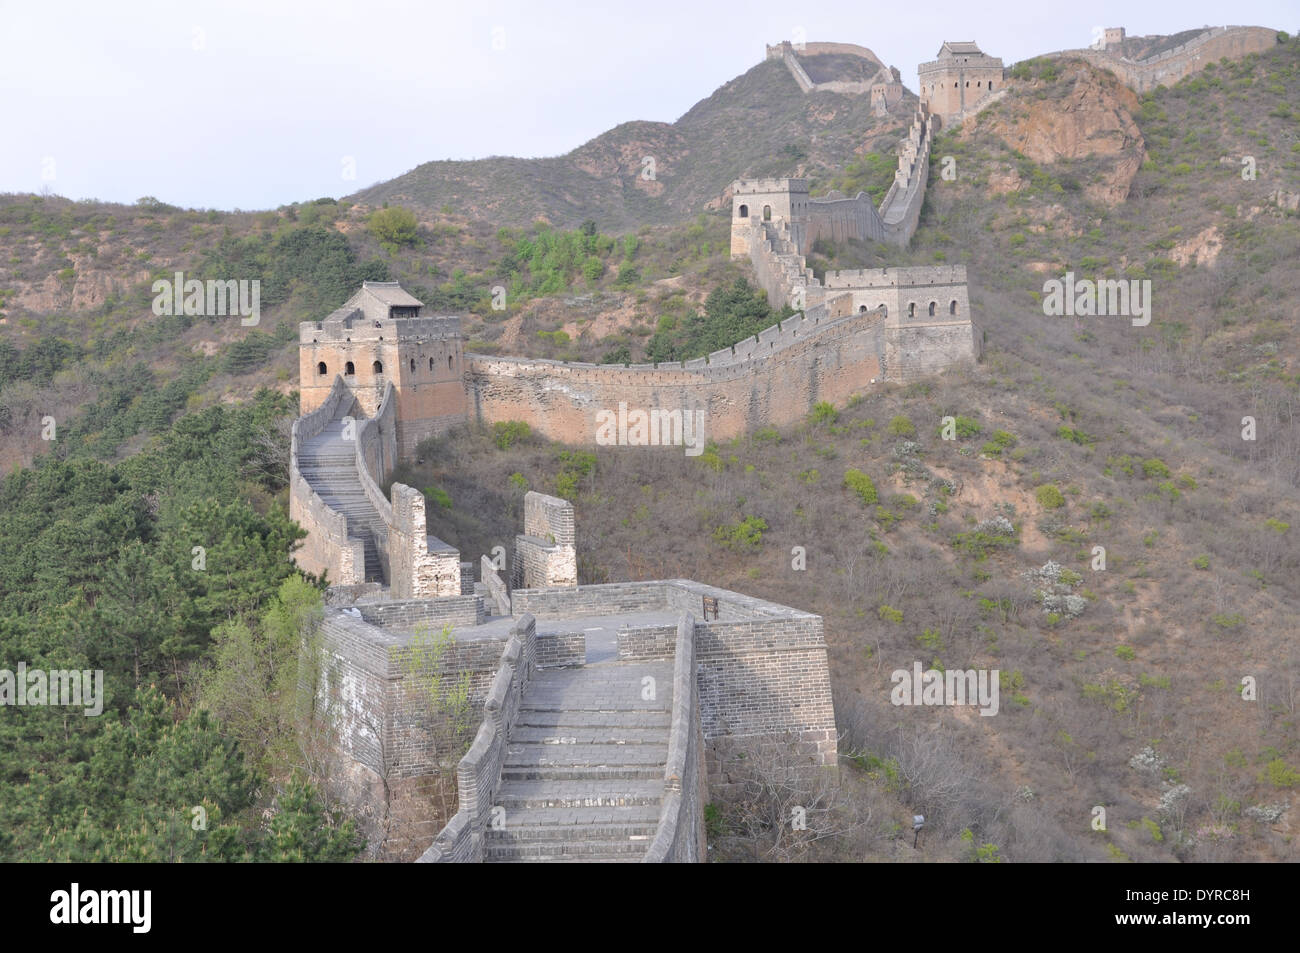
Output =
[
  {"x1": 1042, "y1": 24, "x2": 1278, "y2": 93},
  {"x1": 300, "y1": 314, "x2": 462, "y2": 345},
  {"x1": 732, "y1": 178, "x2": 808, "y2": 196},
  {"x1": 823, "y1": 265, "x2": 968, "y2": 288},
  {"x1": 918, "y1": 40, "x2": 1005, "y2": 128}
]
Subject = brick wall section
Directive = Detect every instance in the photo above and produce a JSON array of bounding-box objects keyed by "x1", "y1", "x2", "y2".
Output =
[
  {"x1": 418, "y1": 615, "x2": 537, "y2": 863},
  {"x1": 513, "y1": 535, "x2": 579, "y2": 590},
  {"x1": 324, "y1": 582, "x2": 387, "y2": 606},
  {"x1": 355, "y1": 596, "x2": 484, "y2": 630},
  {"x1": 289, "y1": 376, "x2": 367, "y2": 584},
  {"x1": 696, "y1": 614, "x2": 837, "y2": 774},
  {"x1": 1043, "y1": 26, "x2": 1278, "y2": 93},
  {"x1": 510, "y1": 581, "x2": 668, "y2": 617},
  {"x1": 643, "y1": 613, "x2": 706, "y2": 863},
  {"x1": 459, "y1": 561, "x2": 474, "y2": 595},
  {"x1": 535, "y1": 631, "x2": 586, "y2": 668},
  {"x1": 389, "y1": 484, "x2": 462, "y2": 598},
  {"x1": 481, "y1": 555, "x2": 510, "y2": 616},
  {"x1": 467, "y1": 300, "x2": 897, "y2": 444},
  {"x1": 618, "y1": 623, "x2": 678, "y2": 661},
  {"x1": 512, "y1": 492, "x2": 577, "y2": 589},
  {"x1": 523, "y1": 491, "x2": 576, "y2": 546},
  {"x1": 527, "y1": 579, "x2": 839, "y2": 776}
]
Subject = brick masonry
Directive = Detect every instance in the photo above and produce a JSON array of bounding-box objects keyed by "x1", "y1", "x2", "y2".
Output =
[{"x1": 1043, "y1": 25, "x2": 1279, "y2": 94}]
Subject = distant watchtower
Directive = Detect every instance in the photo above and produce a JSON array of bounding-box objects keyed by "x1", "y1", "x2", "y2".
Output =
[
  {"x1": 298, "y1": 281, "x2": 468, "y2": 456},
  {"x1": 730, "y1": 178, "x2": 810, "y2": 256},
  {"x1": 917, "y1": 41, "x2": 1004, "y2": 128}
]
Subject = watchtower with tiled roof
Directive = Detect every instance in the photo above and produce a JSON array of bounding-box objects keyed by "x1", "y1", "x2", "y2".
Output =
[
  {"x1": 299, "y1": 281, "x2": 467, "y2": 456},
  {"x1": 917, "y1": 41, "x2": 1004, "y2": 128}
]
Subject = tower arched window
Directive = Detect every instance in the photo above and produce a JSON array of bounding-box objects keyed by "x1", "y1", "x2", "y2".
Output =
[
  {"x1": 763, "y1": 205, "x2": 772, "y2": 221},
  {"x1": 429, "y1": 357, "x2": 435, "y2": 371},
  {"x1": 448, "y1": 354, "x2": 454, "y2": 370},
  {"x1": 908, "y1": 302, "x2": 916, "y2": 318},
  {"x1": 950, "y1": 300, "x2": 958, "y2": 315},
  {"x1": 928, "y1": 301, "x2": 937, "y2": 316},
  {"x1": 345, "y1": 361, "x2": 355, "y2": 376},
  {"x1": 738, "y1": 204, "x2": 749, "y2": 218},
  {"x1": 373, "y1": 360, "x2": 383, "y2": 374},
  {"x1": 859, "y1": 305, "x2": 867, "y2": 313},
  {"x1": 409, "y1": 358, "x2": 415, "y2": 372},
  {"x1": 317, "y1": 362, "x2": 327, "y2": 376}
]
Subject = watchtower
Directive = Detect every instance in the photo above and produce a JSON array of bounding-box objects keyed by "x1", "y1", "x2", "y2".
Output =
[
  {"x1": 730, "y1": 178, "x2": 810, "y2": 256},
  {"x1": 299, "y1": 281, "x2": 468, "y2": 457},
  {"x1": 917, "y1": 41, "x2": 1004, "y2": 128}
]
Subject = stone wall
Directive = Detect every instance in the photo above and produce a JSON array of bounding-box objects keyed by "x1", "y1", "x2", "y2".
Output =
[
  {"x1": 617, "y1": 622, "x2": 678, "y2": 661},
  {"x1": 467, "y1": 303, "x2": 892, "y2": 445},
  {"x1": 643, "y1": 613, "x2": 706, "y2": 863},
  {"x1": 354, "y1": 596, "x2": 485, "y2": 630},
  {"x1": 511, "y1": 581, "x2": 667, "y2": 617},
  {"x1": 512, "y1": 580, "x2": 838, "y2": 781},
  {"x1": 1043, "y1": 26, "x2": 1278, "y2": 93},
  {"x1": 418, "y1": 616, "x2": 537, "y2": 863},
  {"x1": 289, "y1": 376, "x2": 366, "y2": 585},
  {"x1": 536, "y1": 631, "x2": 586, "y2": 668},
  {"x1": 389, "y1": 485, "x2": 462, "y2": 598},
  {"x1": 296, "y1": 377, "x2": 460, "y2": 600},
  {"x1": 513, "y1": 492, "x2": 578, "y2": 589},
  {"x1": 314, "y1": 608, "x2": 503, "y2": 780},
  {"x1": 695, "y1": 614, "x2": 837, "y2": 774},
  {"x1": 481, "y1": 555, "x2": 510, "y2": 616}
]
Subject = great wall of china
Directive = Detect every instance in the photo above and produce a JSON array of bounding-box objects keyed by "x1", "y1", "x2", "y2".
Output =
[
  {"x1": 287, "y1": 25, "x2": 1277, "y2": 862},
  {"x1": 1044, "y1": 25, "x2": 1280, "y2": 93}
]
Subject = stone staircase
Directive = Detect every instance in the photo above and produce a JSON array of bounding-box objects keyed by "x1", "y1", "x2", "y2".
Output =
[
  {"x1": 485, "y1": 661, "x2": 673, "y2": 862},
  {"x1": 296, "y1": 419, "x2": 386, "y2": 582}
]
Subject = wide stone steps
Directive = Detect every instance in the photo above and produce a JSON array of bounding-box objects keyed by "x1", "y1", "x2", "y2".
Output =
[
  {"x1": 486, "y1": 662, "x2": 672, "y2": 863},
  {"x1": 507, "y1": 725, "x2": 668, "y2": 744},
  {"x1": 484, "y1": 838, "x2": 650, "y2": 861},
  {"x1": 493, "y1": 778, "x2": 665, "y2": 811},
  {"x1": 298, "y1": 420, "x2": 385, "y2": 583}
]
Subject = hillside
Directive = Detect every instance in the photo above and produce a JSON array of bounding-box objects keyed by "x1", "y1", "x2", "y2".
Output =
[
  {"x1": 1, "y1": 29, "x2": 1298, "y2": 864},
  {"x1": 351, "y1": 56, "x2": 915, "y2": 229},
  {"x1": 392, "y1": 41, "x2": 1300, "y2": 862}
]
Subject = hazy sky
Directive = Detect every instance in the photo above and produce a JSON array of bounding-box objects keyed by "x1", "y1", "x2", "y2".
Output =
[{"x1": 3, "y1": 0, "x2": 1293, "y2": 210}]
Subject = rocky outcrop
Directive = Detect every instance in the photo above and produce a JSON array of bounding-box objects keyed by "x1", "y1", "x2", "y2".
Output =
[{"x1": 968, "y1": 62, "x2": 1146, "y2": 206}]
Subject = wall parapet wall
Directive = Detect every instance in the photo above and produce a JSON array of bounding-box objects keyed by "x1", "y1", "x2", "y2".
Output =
[
  {"x1": 505, "y1": 580, "x2": 836, "y2": 780},
  {"x1": 289, "y1": 375, "x2": 366, "y2": 585},
  {"x1": 468, "y1": 255, "x2": 973, "y2": 446},
  {"x1": 514, "y1": 491, "x2": 578, "y2": 590},
  {"x1": 481, "y1": 555, "x2": 510, "y2": 616},
  {"x1": 1040, "y1": 25, "x2": 1278, "y2": 92},
  {"x1": 355, "y1": 382, "x2": 398, "y2": 528},
  {"x1": 418, "y1": 614, "x2": 537, "y2": 863},
  {"x1": 643, "y1": 612, "x2": 705, "y2": 863},
  {"x1": 467, "y1": 301, "x2": 889, "y2": 444}
]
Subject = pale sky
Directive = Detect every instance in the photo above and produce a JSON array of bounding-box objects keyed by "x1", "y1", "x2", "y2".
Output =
[{"x1": 2, "y1": 0, "x2": 1293, "y2": 210}]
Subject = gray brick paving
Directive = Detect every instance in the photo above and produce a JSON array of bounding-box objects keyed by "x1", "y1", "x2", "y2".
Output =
[{"x1": 486, "y1": 661, "x2": 672, "y2": 863}]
